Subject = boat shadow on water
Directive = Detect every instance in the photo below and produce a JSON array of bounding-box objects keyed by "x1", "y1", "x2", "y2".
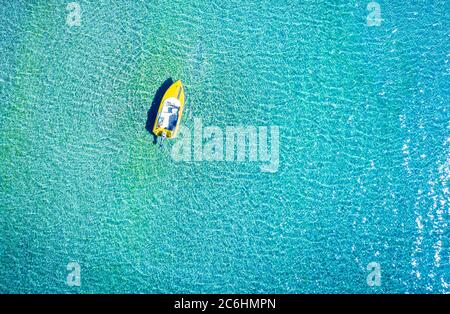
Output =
[{"x1": 145, "y1": 78, "x2": 174, "y2": 144}]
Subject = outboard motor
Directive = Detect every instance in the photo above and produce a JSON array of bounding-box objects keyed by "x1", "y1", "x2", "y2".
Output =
[{"x1": 160, "y1": 131, "x2": 167, "y2": 148}]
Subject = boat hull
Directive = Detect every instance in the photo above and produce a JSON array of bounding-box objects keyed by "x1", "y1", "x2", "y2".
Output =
[{"x1": 152, "y1": 80, "x2": 185, "y2": 139}]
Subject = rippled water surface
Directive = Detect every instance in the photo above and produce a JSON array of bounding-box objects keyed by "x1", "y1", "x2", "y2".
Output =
[{"x1": 1, "y1": 0, "x2": 449, "y2": 293}]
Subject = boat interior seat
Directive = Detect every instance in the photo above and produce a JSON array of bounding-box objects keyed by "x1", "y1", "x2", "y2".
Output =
[{"x1": 168, "y1": 114, "x2": 178, "y2": 130}]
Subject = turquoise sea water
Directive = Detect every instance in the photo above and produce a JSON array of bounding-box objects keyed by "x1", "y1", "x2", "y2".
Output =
[{"x1": 1, "y1": 0, "x2": 449, "y2": 293}]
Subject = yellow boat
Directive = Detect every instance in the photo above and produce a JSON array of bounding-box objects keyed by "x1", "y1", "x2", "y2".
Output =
[{"x1": 153, "y1": 80, "x2": 185, "y2": 141}]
